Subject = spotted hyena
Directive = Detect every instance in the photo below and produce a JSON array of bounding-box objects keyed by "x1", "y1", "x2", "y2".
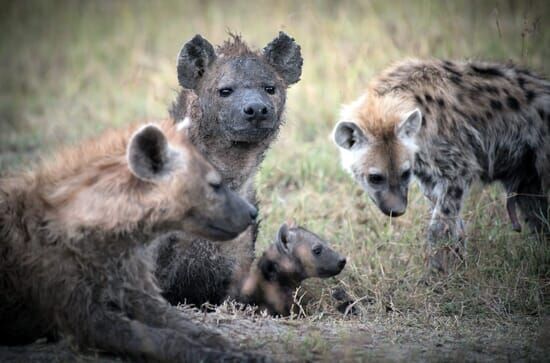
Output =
[
  {"x1": 235, "y1": 222, "x2": 346, "y2": 316},
  {"x1": 153, "y1": 32, "x2": 303, "y2": 306},
  {"x1": 0, "y1": 121, "x2": 259, "y2": 362},
  {"x1": 333, "y1": 59, "x2": 549, "y2": 272}
]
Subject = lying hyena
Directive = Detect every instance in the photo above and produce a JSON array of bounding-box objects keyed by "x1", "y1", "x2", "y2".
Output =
[
  {"x1": 333, "y1": 59, "x2": 550, "y2": 272},
  {"x1": 153, "y1": 32, "x2": 303, "y2": 306},
  {"x1": 235, "y1": 222, "x2": 346, "y2": 316},
  {"x1": 0, "y1": 121, "x2": 259, "y2": 362}
]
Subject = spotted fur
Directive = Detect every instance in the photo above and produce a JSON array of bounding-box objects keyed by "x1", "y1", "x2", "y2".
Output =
[{"x1": 333, "y1": 59, "x2": 550, "y2": 272}]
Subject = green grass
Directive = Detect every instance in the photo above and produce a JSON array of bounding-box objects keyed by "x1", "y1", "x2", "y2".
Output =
[{"x1": 1, "y1": 0, "x2": 548, "y2": 360}]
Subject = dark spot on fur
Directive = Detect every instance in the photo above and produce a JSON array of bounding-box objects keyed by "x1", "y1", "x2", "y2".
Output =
[
  {"x1": 449, "y1": 186, "x2": 463, "y2": 199},
  {"x1": 525, "y1": 90, "x2": 535, "y2": 103},
  {"x1": 506, "y1": 96, "x2": 520, "y2": 110},
  {"x1": 442, "y1": 207, "x2": 451, "y2": 215},
  {"x1": 437, "y1": 98, "x2": 445, "y2": 107},
  {"x1": 484, "y1": 85, "x2": 499, "y2": 95},
  {"x1": 425, "y1": 94, "x2": 433, "y2": 102},
  {"x1": 450, "y1": 75, "x2": 462, "y2": 85},
  {"x1": 490, "y1": 99, "x2": 503, "y2": 110},
  {"x1": 471, "y1": 64, "x2": 504, "y2": 77},
  {"x1": 415, "y1": 95, "x2": 424, "y2": 106},
  {"x1": 443, "y1": 64, "x2": 462, "y2": 77},
  {"x1": 517, "y1": 77, "x2": 526, "y2": 89},
  {"x1": 485, "y1": 111, "x2": 493, "y2": 120},
  {"x1": 453, "y1": 106, "x2": 471, "y2": 121},
  {"x1": 467, "y1": 88, "x2": 481, "y2": 100}
]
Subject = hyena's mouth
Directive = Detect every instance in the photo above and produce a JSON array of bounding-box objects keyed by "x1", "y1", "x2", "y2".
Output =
[
  {"x1": 231, "y1": 141, "x2": 259, "y2": 150},
  {"x1": 205, "y1": 223, "x2": 241, "y2": 240}
]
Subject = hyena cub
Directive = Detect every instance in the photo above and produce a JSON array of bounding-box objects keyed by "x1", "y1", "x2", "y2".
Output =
[
  {"x1": 0, "y1": 120, "x2": 258, "y2": 362},
  {"x1": 235, "y1": 222, "x2": 347, "y2": 316},
  {"x1": 333, "y1": 59, "x2": 549, "y2": 272}
]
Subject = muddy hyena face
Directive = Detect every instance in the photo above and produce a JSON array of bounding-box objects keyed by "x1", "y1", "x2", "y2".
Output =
[
  {"x1": 333, "y1": 98, "x2": 422, "y2": 217},
  {"x1": 176, "y1": 32, "x2": 302, "y2": 144},
  {"x1": 127, "y1": 124, "x2": 257, "y2": 240}
]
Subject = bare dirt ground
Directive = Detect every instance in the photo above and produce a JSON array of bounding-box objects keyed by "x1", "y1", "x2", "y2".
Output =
[{"x1": 1, "y1": 304, "x2": 547, "y2": 362}]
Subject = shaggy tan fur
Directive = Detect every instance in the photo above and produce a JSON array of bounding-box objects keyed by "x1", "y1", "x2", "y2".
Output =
[{"x1": 0, "y1": 120, "x2": 259, "y2": 362}]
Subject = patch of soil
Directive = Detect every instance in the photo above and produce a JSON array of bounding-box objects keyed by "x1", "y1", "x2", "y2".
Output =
[{"x1": 1, "y1": 306, "x2": 547, "y2": 362}]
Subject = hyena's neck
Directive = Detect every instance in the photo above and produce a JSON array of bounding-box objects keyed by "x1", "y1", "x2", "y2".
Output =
[{"x1": 187, "y1": 122, "x2": 273, "y2": 191}]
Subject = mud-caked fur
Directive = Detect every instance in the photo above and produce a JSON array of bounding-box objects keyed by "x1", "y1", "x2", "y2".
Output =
[
  {"x1": 0, "y1": 120, "x2": 259, "y2": 362},
  {"x1": 333, "y1": 59, "x2": 550, "y2": 272},
  {"x1": 153, "y1": 32, "x2": 303, "y2": 306},
  {"x1": 235, "y1": 222, "x2": 346, "y2": 316}
]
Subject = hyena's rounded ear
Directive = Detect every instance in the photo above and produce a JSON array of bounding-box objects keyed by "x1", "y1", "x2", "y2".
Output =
[
  {"x1": 276, "y1": 223, "x2": 291, "y2": 252},
  {"x1": 396, "y1": 108, "x2": 422, "y2": 140},
  {"x1": 127, "y1": 124, "x2": 174, "y2": 181},
  {"x1": 333, "y1": 121, "x2": 368, "y2": 150},
  {"x1": 177, "y1": 34, "x2": 217, "y2": 89},
  {"x1": 263, "y1": 32, "x2": 303, "y2": 85}
]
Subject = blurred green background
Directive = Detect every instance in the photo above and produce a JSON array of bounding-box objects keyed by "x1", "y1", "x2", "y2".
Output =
[{"x1": 0, "y1": 0, "x2": 548, "y2": 336}]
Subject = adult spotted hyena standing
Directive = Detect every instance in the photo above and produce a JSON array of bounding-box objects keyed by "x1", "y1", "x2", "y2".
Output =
[
  {"x1": 333, "y1": 59, "x2": 549, "y2": 272},
  {"x1": 152, "y1": 33, "x2": 303, "y2": 305}
]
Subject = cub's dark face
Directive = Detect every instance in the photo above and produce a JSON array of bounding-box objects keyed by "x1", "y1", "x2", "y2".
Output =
[
  {"x1": 274, "y1": 223, "x2": 347, "y2": 281},
  {"x1": 176, "y1": 32, "x2": 303, "y2": 145}
]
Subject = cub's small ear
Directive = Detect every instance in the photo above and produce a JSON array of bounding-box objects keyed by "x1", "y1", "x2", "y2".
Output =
[
  {"x1": 285, "y1": 218, "x2": 297, "y2": 228},
  {"x1": 127, "y1": 124, "x2": 174, "y2": 181},
  {"x1": 396, "y1": 109, "x2": 422, "y2": 140},
  {"x1": 276, "y1": 223, "x2": 291, "y2": 252},
  {"x1": 263, "y1": 31, "x2": 303, "y2": 85},
  {"x1": 177, "y1": 34, "x2": 217, "y2": 89},
  {"x1": 333, "y1": 121, "x2": 368, "y2": 150}
]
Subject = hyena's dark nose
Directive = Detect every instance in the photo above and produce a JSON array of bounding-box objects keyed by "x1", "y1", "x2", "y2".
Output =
[
  {"x1": 338, "y1": 257, "x2": 347, "y2": 270},
  {"x1": 243, "y1": 102, "x2": 268, "y2": 120}
]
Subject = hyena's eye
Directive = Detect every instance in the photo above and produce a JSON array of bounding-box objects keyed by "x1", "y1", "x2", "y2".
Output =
[
  {"x1": 209, "y1": 181, "x2": 222, "y2": 192},
  {"x1": 312, "y1": 245, "x2": 323, "y2": 256},
  {"x1": 219, "y1": 88, "x2": 233, "y2": 97},
  {"x1": 264, "y1": 86, "x2": 276, "y2": 95},
  {"x1": 368, "y1": 173, "x2": 386, "y2": 185},
  {"x1": 401, "y1": 169, "x2": 411, "y2": 181}
]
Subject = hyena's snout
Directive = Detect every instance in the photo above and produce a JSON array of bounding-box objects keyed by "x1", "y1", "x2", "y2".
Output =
[
  {"x1": 376, "y1": 189, "x2": 408, "y2": 217},
  {"x1": 223, "y1": 186, "x2": 258, "y2": 230},
  {"x1": 242, "y1": 100, "x2": 270, "y2": 124}
]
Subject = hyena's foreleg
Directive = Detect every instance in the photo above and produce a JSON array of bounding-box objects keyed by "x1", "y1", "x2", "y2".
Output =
[
  {"x1": 123, "y1": 288, "x2": 230, "y2": 344},
  {"x1": 70, "y1": 304, "x2": 255, "y2": 363},
  {"x1": 425, "y1": 179, "x2": 470, "y2": 273},
  {"x1": 515, "y1": 172, "x2": 549, "y2": 237}
]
